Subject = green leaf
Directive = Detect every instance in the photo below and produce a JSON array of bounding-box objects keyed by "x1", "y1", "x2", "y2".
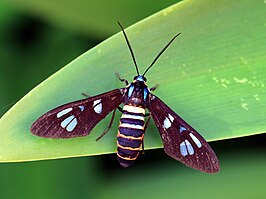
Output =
[{"x1": 0, "y1": 0, "x2": 265, "y2": 162}]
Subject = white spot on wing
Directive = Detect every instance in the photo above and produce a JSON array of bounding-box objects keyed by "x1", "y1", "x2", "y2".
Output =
[
  {"x1": 57, "y1": 108, "x2": 73, "y2": 118},
  {"x1": 189, "y1": 133, "x2": 202, "y2": 148},
  {"x1": 163, "y1": 117, "x2": 171, "y2": 129},
  {"x1": 163, "y1": 114, "x2": 174, "y2": 129},
  {"x1": 78, "y1": 106, "x2": 85, "y2": 112},
  {"x1": 180, "y1": 141, "x2": 188, "y2": 156},
  {"x1": 93, "y1": 99, "x2": 102, "y2": 114},
  {"x1": 179, "y1": 126, "x2": 187, "y2": 133},
  {"x1": 61, "y1": 115, "x2": 74, "y2": 128},
  {"x1": 168, "y1": 114, "x2": 174, "y2": 122},
  {"x1": 185, "y1": 140, "x2": 194, "y2": 155},
  {"x1": 66, "y1": 118, "x2": 78, "y2": 132}
]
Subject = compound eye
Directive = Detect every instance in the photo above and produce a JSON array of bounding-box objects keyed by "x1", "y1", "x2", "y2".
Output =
[
  {"x1": 143, "y1": 76, "x2": 147, "y2": 82},
  {"x1": 134, "y1": 75, "x2": 147, "y2": 82}
]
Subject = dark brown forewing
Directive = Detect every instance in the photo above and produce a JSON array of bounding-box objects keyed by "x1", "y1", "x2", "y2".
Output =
[
  {"x1": 148, "y1": 94, "x2": 220, "y2": 173},
  {"x1": 31, "y1": 89, "x2": 125, "y2": 138}
]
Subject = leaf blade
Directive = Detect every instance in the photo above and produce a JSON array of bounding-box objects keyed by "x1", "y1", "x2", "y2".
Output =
[{"x1": 0, "y1": 0, "x2": 265, "y2": 162}]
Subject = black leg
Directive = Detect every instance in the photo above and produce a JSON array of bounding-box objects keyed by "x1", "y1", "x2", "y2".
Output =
[
  {"x1": 116, "y1": 72, "x2": 129, "y2": 85},
  {"x1": 96, "y1": 109, "x2": 117, "y2": 141},
  {"x1": 117, "y1": 106, "x2": 123, "y2": 113},
  {"x1": 81, "y1": 93, "x2": 90, "y2": 98},
  {"x1": 150, "y1": 84, "x2": 159, "y2": 91},
  {"x1": 144, "y1": 112, "x2": 150, "y2": 117},
  {"x1": 141, "y1": 115, "x2": 151, "y2": 154}
]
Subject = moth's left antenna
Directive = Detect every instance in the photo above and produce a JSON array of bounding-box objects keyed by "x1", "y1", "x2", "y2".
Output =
[{"x1": 118, "y1": 21, "x2": 140, "y2": 76}]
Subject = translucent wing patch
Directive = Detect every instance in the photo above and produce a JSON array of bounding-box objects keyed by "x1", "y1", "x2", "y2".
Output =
[
  {"x1": 31, "y1": 89, "x2": 124, "y2": 138},
  {"x1": 148, "y1": 94, "x2": 220, "y2": 173}
]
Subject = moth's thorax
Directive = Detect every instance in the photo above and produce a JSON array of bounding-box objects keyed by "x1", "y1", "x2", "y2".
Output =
[{"x1": 124, "y1": 76, "x2": 149, "y2": 108}]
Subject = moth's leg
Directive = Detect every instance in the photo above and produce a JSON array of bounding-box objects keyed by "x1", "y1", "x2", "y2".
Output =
[
  {"x1": 81, "y1": 93, "x2": 90, "y2": 98},
  {"x1": 150, "y1": 84, "x2": 159, "y2": 91},
  {"x1": 144, "y1": 115, "x2": 151, "y2": 133},
  {"x1": 116, "y1": 72, "x2": 129, "y2": 86},
  {"x1": 117, "y1": 106, "x2": 123, "y2": 113},
  {"x1": 144, "y1": 112, "x2": 150, "y2": 117},
  {"x1": 142, "y1": 115, "x2": 151, "y2": 153},
  {"x1": 96, "y1": 109, "x2": 117, "y2": 141}
]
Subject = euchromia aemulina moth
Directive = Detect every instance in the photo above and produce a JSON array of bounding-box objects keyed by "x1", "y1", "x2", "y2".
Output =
[{"x1": 31, "y1": 22, "x2": 220, "y2": 173}]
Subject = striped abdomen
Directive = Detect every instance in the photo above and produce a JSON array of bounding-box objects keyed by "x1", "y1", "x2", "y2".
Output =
[{"x1": 117, "y1": 105, "x2": 145, "y2": 167}]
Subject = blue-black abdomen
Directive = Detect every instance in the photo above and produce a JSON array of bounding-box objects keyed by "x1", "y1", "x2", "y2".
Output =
[{"x1": 117, "y1": 105, "x2": 145, "y2": 167}]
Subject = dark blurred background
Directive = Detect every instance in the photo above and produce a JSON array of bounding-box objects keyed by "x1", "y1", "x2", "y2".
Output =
[{"x1": 0, "y1": 1, "x2": 266, "y2": 199}]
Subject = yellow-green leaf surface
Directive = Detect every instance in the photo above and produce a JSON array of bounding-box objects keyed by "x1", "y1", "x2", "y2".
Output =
[{"x1": 0, "y1": 0, "x2": 265, "y2": 162}]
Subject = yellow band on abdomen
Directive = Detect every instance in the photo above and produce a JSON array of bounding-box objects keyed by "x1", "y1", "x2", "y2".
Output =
[{"x1": 123, "y1": 105, "x2": 145, "y2": 115}]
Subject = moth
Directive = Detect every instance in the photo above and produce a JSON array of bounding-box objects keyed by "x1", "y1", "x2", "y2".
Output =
[{"x1": 31, "y1": 22, "x2": 220, "y2": 173}]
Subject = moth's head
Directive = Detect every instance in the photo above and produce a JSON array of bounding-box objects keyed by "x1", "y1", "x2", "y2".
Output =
[
  {"x1": 118, "y1": 22, "x2": 180, "y2": 88},
  {"x1": 133, "y1": 75, "x2": 147, "y2": 83}
]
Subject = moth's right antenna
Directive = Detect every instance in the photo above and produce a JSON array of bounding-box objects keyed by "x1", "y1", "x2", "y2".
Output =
[{"x1": 143, "y1": 33, "x2": 181, "y2": 76}]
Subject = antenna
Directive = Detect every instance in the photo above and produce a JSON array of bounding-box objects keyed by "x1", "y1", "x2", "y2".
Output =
[
  {"x1": 143, "y1": 33, "x2": 181, "y2": 76},
  {"x1": 118, "y1": 21, "x2": 140, "y2": 76}
]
